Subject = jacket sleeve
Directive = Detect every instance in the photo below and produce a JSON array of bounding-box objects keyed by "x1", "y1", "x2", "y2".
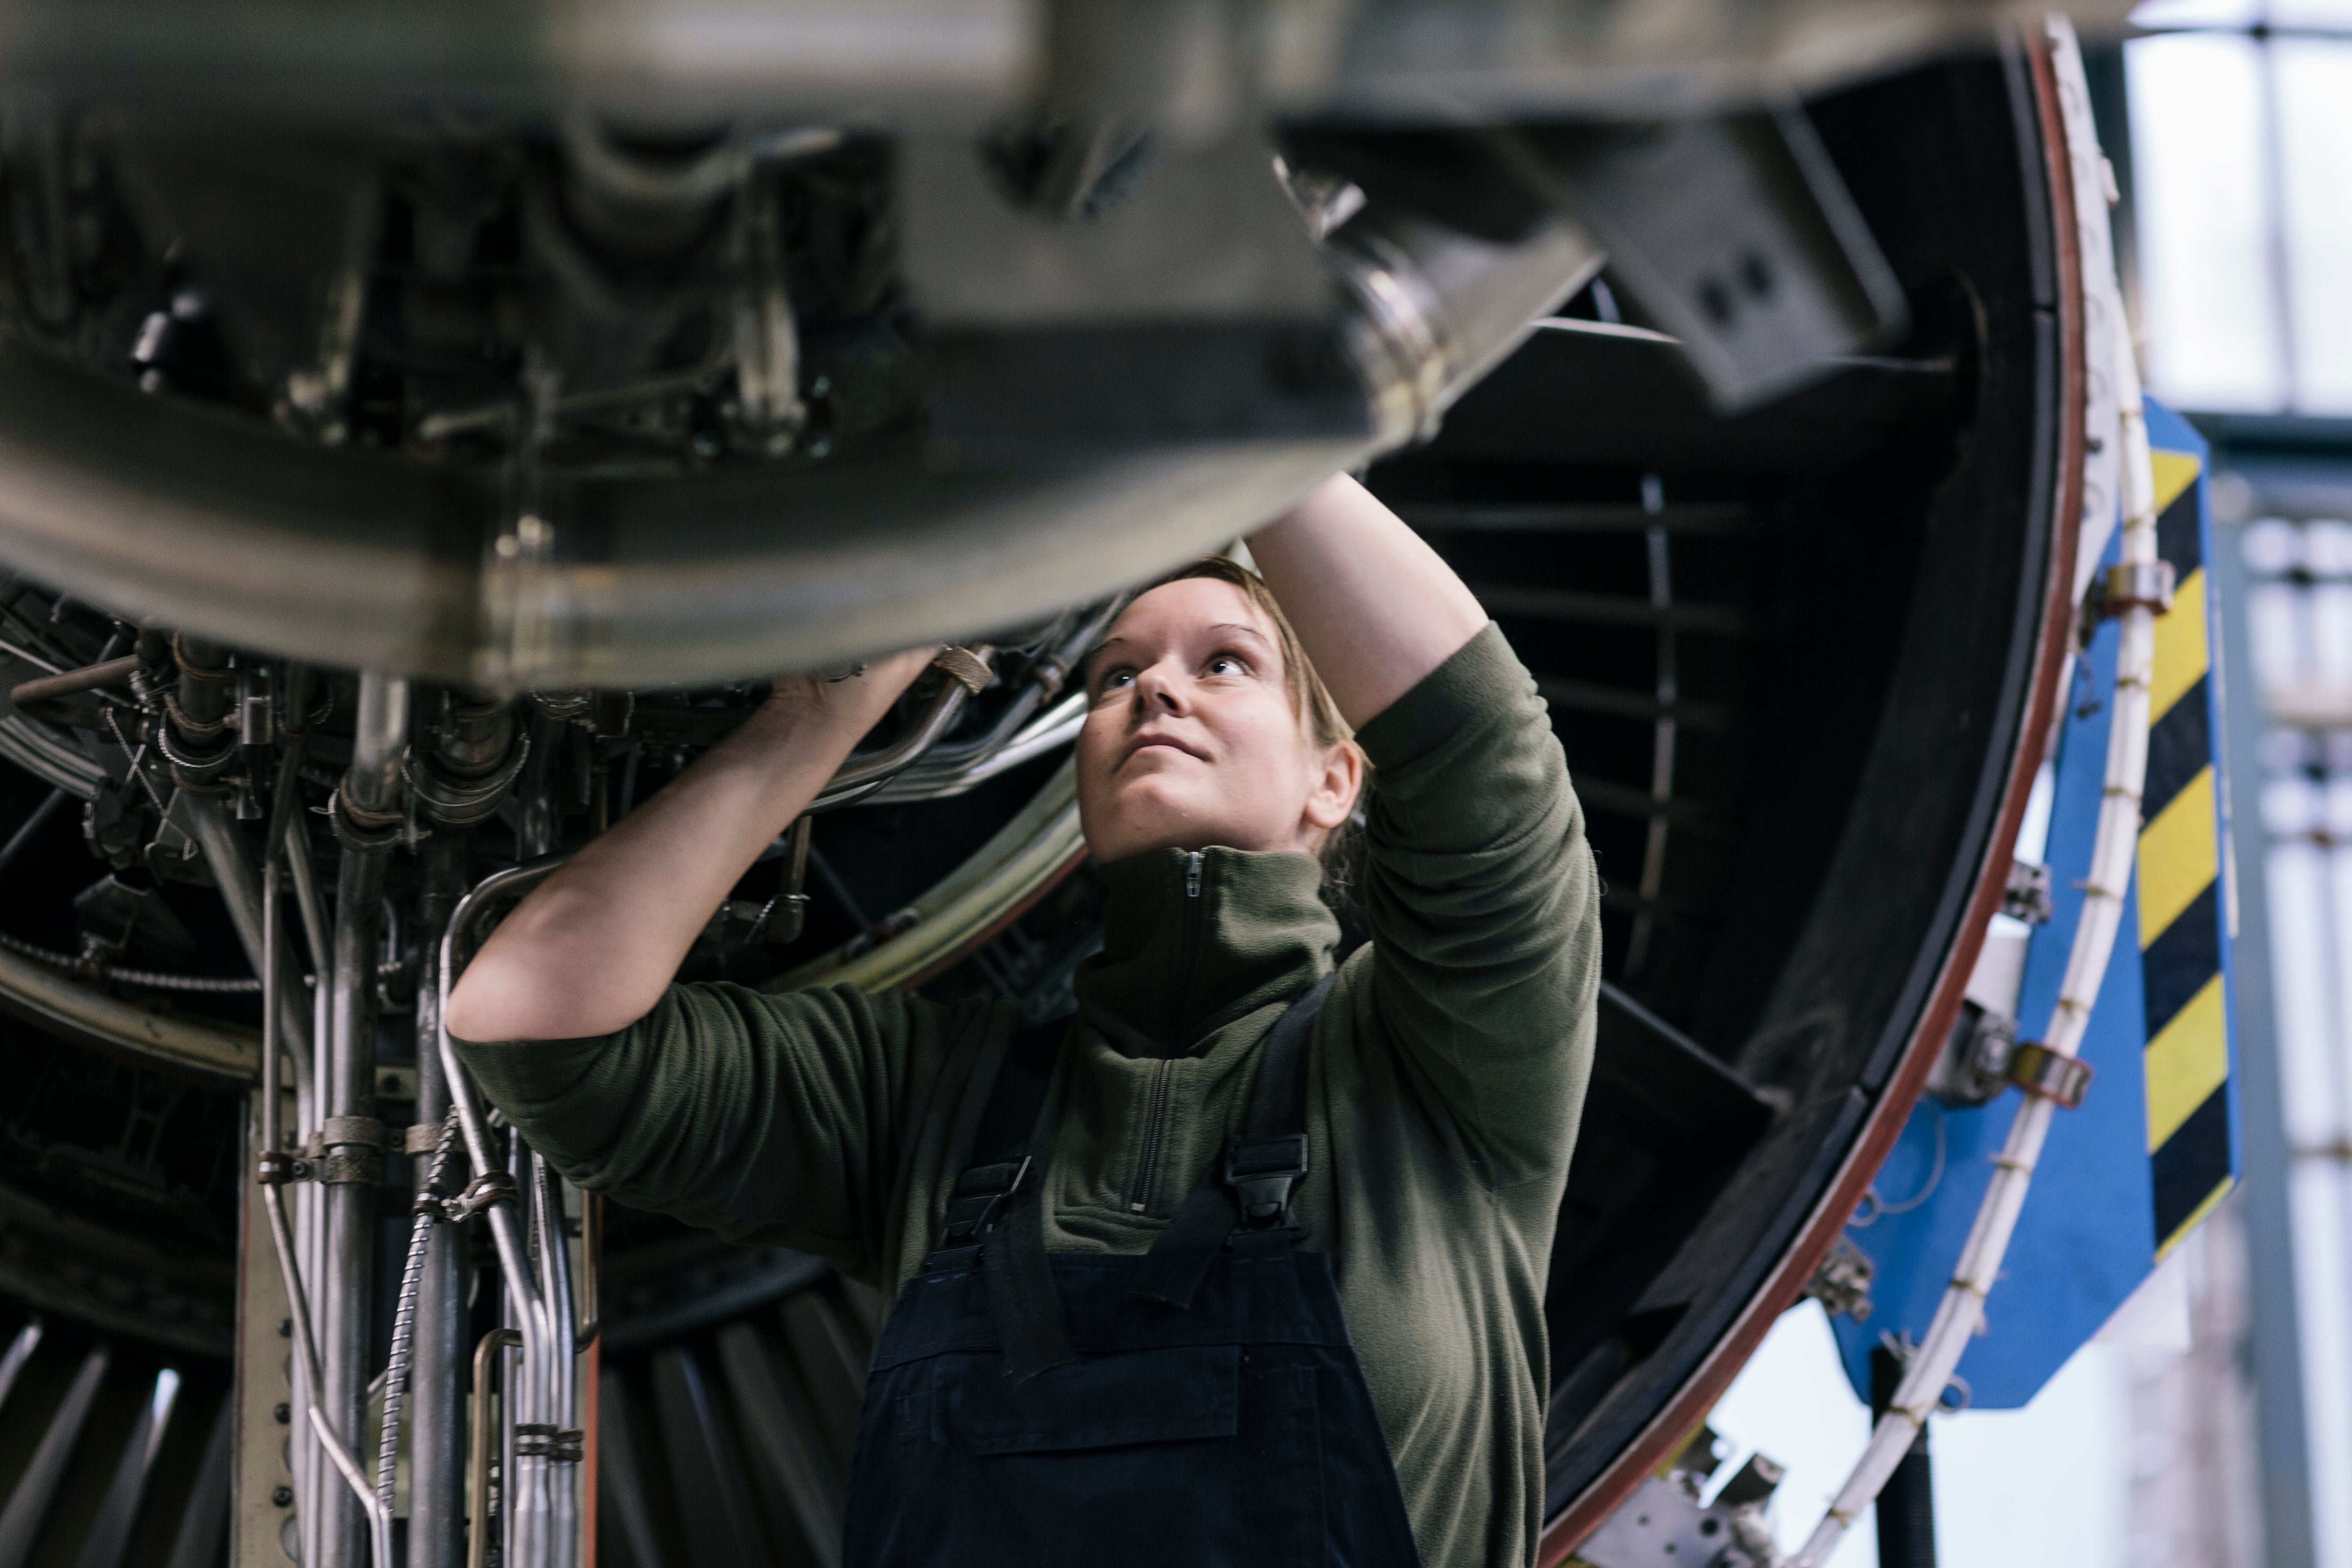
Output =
[
  {"x1": 1349, "y1": 622, "x2": 1602, "y2": 1188},
  {"x1": 452, "y1": 981, "x2": 993, "y2": 1277}
]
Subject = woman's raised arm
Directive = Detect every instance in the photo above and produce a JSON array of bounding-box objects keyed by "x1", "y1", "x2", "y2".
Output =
[
  {"x1": 445, "y1": 648, "x2": 935, "y2": 1043},
  {"x1": 1245, "y1": 473, "x2": 1488, "y2": 730}
]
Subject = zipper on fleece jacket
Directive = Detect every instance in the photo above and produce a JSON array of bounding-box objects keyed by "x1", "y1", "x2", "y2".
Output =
[
  {"x1": 1129, "y1": 850, "x2": 1205, "y2": 1216},
  {"x1": 1128, "y1": 1059, "x2": 1173, "y2": 1214}
]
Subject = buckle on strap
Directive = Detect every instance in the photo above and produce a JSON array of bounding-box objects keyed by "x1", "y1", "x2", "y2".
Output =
[
  {"x1": 1224, "y1": 1134, "x2": 1309, "y2": 1229},
  {"x1": 941, "y1": 1155, "x2": 1032, "y2": 1244}
]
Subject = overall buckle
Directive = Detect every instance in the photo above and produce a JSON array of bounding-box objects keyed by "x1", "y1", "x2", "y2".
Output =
[
  {"x1": 941, "y1": 1155, "x2": 1032, "y2": 1244},
  {"x1": 1224, "y1": 1134, "x2": 1309, "y2": 1229}
]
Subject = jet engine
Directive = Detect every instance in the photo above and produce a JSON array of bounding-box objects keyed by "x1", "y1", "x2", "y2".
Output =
[{"x1": 0, "y1": 8, "x2": 2096, "y2": 1567}]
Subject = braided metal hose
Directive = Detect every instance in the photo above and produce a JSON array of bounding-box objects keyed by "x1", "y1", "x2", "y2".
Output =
[
  {"x1": 378, "y1": 1113, "x2": 466, "y2": 1514},
  {"x1": 0, "y1": 929, "x2": 266, "y2": 991}
]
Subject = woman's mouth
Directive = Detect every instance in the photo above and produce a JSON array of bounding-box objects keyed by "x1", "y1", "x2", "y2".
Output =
[{"x1": 1124, "y1": 735, "x2": 1205, "y2": 767}]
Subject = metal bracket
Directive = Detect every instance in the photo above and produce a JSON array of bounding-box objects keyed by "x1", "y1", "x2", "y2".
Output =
[
  {"x1": 2000, "y1": 859, "x2": 2054, "y2": 925},
  {"x1": 318, "y1": 1115, "x2": 388, "y2": 1148},
  {"x1": 1801, "y1": 1234, "x2": 1876, "y2": 1323},
  {"x1": 329, "y1": 778, "x2": 404, "y2": 850},
  {"x1": 2008, "y1": 1041, "x2": 2093, "y2": 1108},
  {"x1": 1577, "y1": 1467, "x2": 1786, "y2": 1568},
  {"x1": 441, "y1": 1169, "x2": 517, "y2": 1221},
  {"x1": 2101, "y1": 559, "x2": 2177, "y2": 617},
  {"x1": 1511, "y1": 105, "x2": 1907, "y2": 408},
  {"x1": 1926, "y1": 1000, "x2": 2018, "y2": 1108},
  {"x1": 316, "y1": 1151, "x2": 384, "y2": 1186},
  {"x1": 514, "y1": 1423, "x2": 586, "y2": 1463}
]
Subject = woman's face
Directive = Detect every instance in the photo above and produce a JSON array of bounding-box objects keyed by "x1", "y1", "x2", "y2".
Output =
[{"x1": 1076, "y1": 577, "x2": 1360, "y2": 864}]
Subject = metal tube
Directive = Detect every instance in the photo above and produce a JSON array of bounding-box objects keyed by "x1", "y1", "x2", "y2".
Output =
[
  {"x1": 411, "y1": 835, "x2": 471, "y2": 1568},
  {"x1": 505, "y1": 1136, "x2": 546, "y2": 1568},
  {"x1": 0, "y1": 786, "x2": 67, "y2": 877},
  {"x1": 186, "y1": 792, "x2": 313, "y2": 1084},
  {"x1": 286, "y1": 815, "x2": 332, "y2": 976},
  {"x1": 430, "y1": 995, "x2": 548, "y2": 1567},
  {"x1": 468, "y1": 1331, "x2": 520, "y2": 1568},
  {"x1": 814, "y1": 657, "x2": 980, "y2": 799},
  {"x1": 308, "y1": 1403, "x2": 393, "y2": 1568},
  {"x1": 318, "y1": 841, "x2": 387, "y2": 1568},
  {"x1": 348, "y1": 674, "x2": 410, "y2": 812},
  {"x1": 262, "y1": 869, "x2": 282, "y2": 1158},
  {"x1": 6, "y1": 651, "x2": 138, "y2": 706},
  {"x1": 318, "y1": 670, "x2": 407, "y2": 1568},
  {"x1": 863, "y1": 690, "x2": 1087, "y2": 805},
  {"x1": 536, "y1": 1155, "x2": 579, "y2": 1561}
]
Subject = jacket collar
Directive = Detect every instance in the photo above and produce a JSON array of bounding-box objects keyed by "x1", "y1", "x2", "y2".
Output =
[{"x1": 1073, "y1": 846, "x2": 1337, "y2": 1058}]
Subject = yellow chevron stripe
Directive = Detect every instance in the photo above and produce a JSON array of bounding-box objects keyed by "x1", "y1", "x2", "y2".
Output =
[
  {"x1": 2145, "y1": 973, "x2": 2228, "y2": 1149},
  {"x1": 2149, "y1": 567, "x2": 2209, "y2": 724},
  {"x1": 2139, "y1": 767, "x2": 2219, "y2": 947},
  {"x1": 2156, "y1": 1176, "x2": 2233, "y2": 1262},
  {"x1": 2150, "y1": 448, "x2": 2201, "y2": 515}
]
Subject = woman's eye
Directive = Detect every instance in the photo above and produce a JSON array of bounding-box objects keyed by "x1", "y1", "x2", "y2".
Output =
[
  {"x1": 1206, "y1": 656, "x2": 1244, "y2": 676},
  {"x1": 1099, "y1": 669, "x2": 1134, "y2": 692}
]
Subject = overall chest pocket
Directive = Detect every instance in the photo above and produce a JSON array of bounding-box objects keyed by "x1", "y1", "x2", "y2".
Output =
[{"x1": 944, "y1": 1342, "x2": 1240, "y2": 1454}]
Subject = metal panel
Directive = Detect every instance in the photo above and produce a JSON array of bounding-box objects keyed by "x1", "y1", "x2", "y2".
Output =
[{"x1": 232, "y1": 1092, "x2": 298, "y2": 1568}]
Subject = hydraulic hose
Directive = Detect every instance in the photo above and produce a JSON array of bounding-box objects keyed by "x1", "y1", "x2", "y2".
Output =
[{"x1": 1788, "y1": 29, "x2": 2156, "y2": 1558}]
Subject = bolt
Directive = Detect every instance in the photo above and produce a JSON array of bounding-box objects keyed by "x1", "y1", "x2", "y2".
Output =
[
  {"x1": 274, "y1": 1402, "x2": 290, "y2": 1424},
  {"x1": 273, "y1": 1486, "x2": 294, "y2": 1507}
]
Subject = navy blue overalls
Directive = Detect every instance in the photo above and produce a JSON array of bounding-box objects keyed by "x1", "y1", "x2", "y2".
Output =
[{"x1": 842, "y1": 976, "x2": 1426, "y2": 1567}]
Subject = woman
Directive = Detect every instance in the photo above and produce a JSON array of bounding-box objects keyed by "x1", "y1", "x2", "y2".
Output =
[{"x1": 447, "y1": 474, "x2": 1600, "y2": 1568}]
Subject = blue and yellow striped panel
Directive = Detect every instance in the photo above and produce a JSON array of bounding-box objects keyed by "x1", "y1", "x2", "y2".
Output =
[{"x1": 2135, "y1": 434, "x2": 2235, "y2": 1258}]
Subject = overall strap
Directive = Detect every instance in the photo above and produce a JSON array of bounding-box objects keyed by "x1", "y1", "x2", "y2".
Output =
[
  {"x1": 936, "y1": 1013, "x2": 1079, "y2": 1383},
  {"x1": 936, "y1": 1016, "x2": 1062, "y2": 1250},
  {"x1": 1125, "y1": 972, "x2": 1336, "y2": 1311}
]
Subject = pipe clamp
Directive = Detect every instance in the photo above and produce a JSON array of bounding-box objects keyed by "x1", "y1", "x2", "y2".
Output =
[{"x1": 2007, "y1": 1042, "x2": 2092, "y2": 1108}]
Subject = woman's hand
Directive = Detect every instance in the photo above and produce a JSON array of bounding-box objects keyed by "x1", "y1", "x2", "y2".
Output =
[
  {"x1": 761, "y1": 645, "x2": 941, "y2": 728},
  {"x1": 445, "y1": 646, "x2": 938, "y2": 1043}
]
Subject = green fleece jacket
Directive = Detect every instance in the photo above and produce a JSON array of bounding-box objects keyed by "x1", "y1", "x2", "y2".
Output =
[{"x1": 457, "y1": 624, "x2": 1600, "y2": 1568}]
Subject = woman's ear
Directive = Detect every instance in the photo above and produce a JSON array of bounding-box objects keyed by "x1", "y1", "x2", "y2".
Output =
[{"x1": 1302, "y1": 741, "x2": 1364, "y2": 835}]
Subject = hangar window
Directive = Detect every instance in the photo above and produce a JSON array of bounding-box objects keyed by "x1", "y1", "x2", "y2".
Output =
[{"x1": 2127, "y1": 0, "x2": 2352, "y2": 413}]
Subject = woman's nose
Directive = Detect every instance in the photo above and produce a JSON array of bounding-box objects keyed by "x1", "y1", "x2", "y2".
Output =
[{"x1": 1132, "y1": 661, "x2": 1188, "y2": 713}]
